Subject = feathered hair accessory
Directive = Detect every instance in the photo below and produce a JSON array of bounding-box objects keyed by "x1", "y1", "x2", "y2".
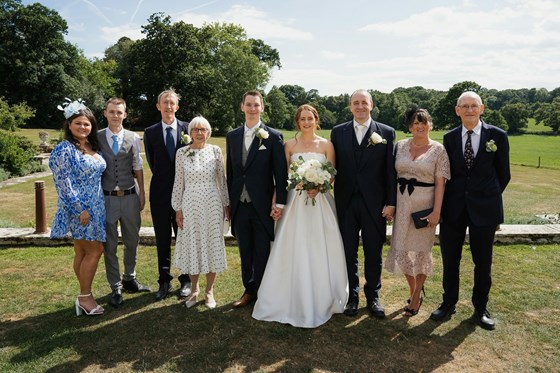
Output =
[{"x1": 57, "y1": 98, "x2": 87, "y2": 119}]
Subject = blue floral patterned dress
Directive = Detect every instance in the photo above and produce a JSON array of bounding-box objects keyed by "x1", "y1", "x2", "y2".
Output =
[{"x1": 49, "y1": 140, "x2": 107, "y2": 241}]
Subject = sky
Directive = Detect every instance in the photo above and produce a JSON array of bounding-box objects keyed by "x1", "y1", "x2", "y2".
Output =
[{"x1": 23, "y1": 0, "x2": 560, "y2": 96}]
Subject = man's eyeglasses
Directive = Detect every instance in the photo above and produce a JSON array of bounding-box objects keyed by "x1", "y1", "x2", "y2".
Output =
[{"x1": 457, "y1": 104, "x2": 481, "y2": 110}]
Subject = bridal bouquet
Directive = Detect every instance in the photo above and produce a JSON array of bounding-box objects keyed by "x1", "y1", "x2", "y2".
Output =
[{"x1": 287, "y1": 156, "x2": 337, "y2": 205}]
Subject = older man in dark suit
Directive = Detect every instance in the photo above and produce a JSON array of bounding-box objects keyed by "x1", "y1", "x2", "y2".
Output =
[
  {"x1": 430, "y1": 91, "x2": 510, "y2": 330},
  {"x1": 144, "y1": 89, "x2": 191, "y2": 301},
  {"x1": 226, "y1": 90, "x2": 288, "y2": 308},
  {"x1": 331, "y1": 89, "x2": 397, "y2": 318}
]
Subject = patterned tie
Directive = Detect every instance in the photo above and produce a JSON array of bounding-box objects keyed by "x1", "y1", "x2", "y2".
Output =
[
  {"x1": 111, "y1": 134, "x2": 119, "y2": 156},
  {"x1": 165, "y1": 127, "x2": 175, "y2": 159},
  {"x1": 464, "y1": 130, "x2": 474, "y2": 169}
]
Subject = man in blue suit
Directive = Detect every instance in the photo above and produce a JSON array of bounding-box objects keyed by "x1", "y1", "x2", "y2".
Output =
[
  {"x1": 430, "y1": 91, "x2": 510, "y2": 330},
  {"x1": 331, "y1": 89, "x2": 397, "y2": 318},
  {"x1": 226, "y1": 90, "x2": 288, "y2": 308},
  {"x1": 144, "y1": 89, "x2": 191, "y2": 301}
]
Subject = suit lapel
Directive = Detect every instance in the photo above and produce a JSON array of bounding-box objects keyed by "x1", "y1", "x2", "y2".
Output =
[
  {"x1": 472, "y1": 122, "x2": 489, "y2": 169},
  {"x1": 230, "y1": 127, "x2": 244, "y2": 169},
  {"x1": 342, "y1": 122, "x2": 358, "y2": 172},
  {"x1": 358, "y1": 120, "x2": 377, "y2": 170}
]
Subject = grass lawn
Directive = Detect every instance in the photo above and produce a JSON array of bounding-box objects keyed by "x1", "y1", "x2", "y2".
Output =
[{"x1": 0, "y1": 244, "x2": 558, "y2": 372}]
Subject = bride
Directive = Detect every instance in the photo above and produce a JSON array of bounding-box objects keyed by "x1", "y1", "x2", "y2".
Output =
[{"x1": 252, "y1": 104, "x2": 349, "y2": 328}]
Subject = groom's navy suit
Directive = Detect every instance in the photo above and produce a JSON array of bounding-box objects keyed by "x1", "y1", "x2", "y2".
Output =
[
  {"x1": 331, "y1": 119, "x2": 396, "y2": 303},
  {"x1": 440, "y1": 121, "x2": 510, "y2": 311},
  {"x1": 144, "y1": 119, "x2": 190, "y2": 285},
  {"x1": 226, "y1": 123, "x2": 288, "y2": 297}
]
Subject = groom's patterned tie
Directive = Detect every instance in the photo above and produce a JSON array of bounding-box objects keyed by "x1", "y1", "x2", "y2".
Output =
[{"x1": 464, "y1": 130, "x2": 475, "y2": 169}]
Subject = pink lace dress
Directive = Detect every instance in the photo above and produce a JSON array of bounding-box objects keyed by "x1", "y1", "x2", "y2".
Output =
[{"x1": 385, "y1": 139, "x2": 450, "y2": 276}]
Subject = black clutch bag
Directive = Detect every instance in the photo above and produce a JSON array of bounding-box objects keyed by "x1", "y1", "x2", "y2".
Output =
[{"x1": 411, "y1": 208, "x2": 433, "y2": 229}]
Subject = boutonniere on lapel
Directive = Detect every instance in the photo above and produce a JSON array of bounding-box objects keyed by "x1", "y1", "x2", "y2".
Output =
[
  {"x1": 180, "y1": 131, "x2": 191, "y2": 145},
  {"x1": 367, "y1": 132, "x2": 387, "y2": 147},
  {"x1": 255, "y1": 128, "x2": 269, "y2": 146},
  {"x1": 485, "y1": 139, "x2": 497, "y2": 152},
  {"x1": 184, "y1": 146, "x2": 195, "y2": 161}
]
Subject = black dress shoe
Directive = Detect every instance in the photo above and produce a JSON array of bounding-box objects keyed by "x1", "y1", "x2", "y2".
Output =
[
  {"x1": 179, "y1": 282, "x2": 192, "y2": 298},
  {"x1": 343, "y1": 301, "x2": 359, "y2": 316},
  {"x1": 109, "y1": 288, "x2": 123, "y2": 307},
  {"x1": 122, "y1": 278, "x2": 151, "y2": 293},
  {"x1": 367, "y1": 300, "x2": 386, "y2": 319},
  {"x1": 430, "y1": 303, "x2": 456, "y2": 321},
  {"x1": 474, "y1": 309, "x2": 496, "y2": 330},
  {"x1": 155, "y1": 282, "x2": 172, "y2": 301}
]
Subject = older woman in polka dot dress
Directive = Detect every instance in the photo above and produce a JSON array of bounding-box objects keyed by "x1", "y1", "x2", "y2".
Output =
[{"x1": 172, "y1": 116, "x2": 230, "y2": 309}]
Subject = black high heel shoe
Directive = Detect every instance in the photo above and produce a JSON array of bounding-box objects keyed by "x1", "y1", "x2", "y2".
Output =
[{"x1": 407, "y1": 286, "x2": 426, "y2": 304}]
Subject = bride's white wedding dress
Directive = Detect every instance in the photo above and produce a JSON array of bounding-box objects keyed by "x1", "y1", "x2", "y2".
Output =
[{"x1": 252, "y1": 152, "x2": 348, "y2": 328}]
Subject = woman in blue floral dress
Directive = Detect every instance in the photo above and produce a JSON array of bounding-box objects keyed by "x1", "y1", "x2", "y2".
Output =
[{"x1": 50, "y1": 100, "x2": 107, "y2": 316}]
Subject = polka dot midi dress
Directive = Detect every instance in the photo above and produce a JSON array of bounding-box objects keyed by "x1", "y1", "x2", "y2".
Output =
[{"x1": 172, "y1": 145, "x2": 229, "y2": 275}]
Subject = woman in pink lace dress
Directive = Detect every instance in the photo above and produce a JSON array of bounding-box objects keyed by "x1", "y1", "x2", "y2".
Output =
[{"x1": 385, "y1": 108, "x2": 450, "y2": 317}]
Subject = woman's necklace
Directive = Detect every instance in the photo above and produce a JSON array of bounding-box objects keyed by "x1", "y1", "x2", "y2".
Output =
[{"x1": 411, "y1": 138, "x2": 430, "y2": 147}]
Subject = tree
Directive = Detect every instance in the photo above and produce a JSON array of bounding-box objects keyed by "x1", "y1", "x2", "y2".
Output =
[
  {"x1": 265, "y1": 86, "x2": 293, "y2": 129},
  {"x1": 114, "y1": 15, "x2": 275, "y2": 132},
  {"x1": 482, "y1": 109, "x2": 508, "y2": 132},
  {"x1": 432, "y1": 81, "x2": 483, "y2": 130},
  {"x1": 200, "y1": 22, "x2": 271, "y2": 133},
  {"x1": 0, "y1": 96, "x2": 35, "y2": 131},
  {"x1": 535, "y1": 97, "x2": 560, "y2": 134},
  {"x1": 0, "y1": 96, "x2": 38, "y2": 178},
  {"x1": 500, "y1": 103, "x2": 529, "y2": 134},
  {"x1": 249, "y1": 38, "x2": 281, "y2": 69},
  {"x1": 0, "y1": 0, "x2": 82, "y2": 127},
  {"x1": 279, "y1": 85, "x2": 308, "y2": 107},
  {"x1": 104, "y1": 36, "x2": 137, "y2": 104}
]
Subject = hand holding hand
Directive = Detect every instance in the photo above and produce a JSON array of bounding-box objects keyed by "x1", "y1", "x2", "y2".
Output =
[
  {"x1": 382, "y1": 205, "x2": 395, "y2": 222},
  {"x1": 270, "y1": 206, "x2": 284, "y2": 221}
]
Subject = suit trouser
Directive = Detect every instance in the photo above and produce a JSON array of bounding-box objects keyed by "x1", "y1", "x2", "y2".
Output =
[
  {"x1": 150, "y1": 199, "x2": 189, "y2": 285},
  {"x1": 339, "y1": 193, "x2": 384, "y2": 303},
  {"x1": 233, "y1": 201, "x2": 271, "y2": 297},
  {"x1": 104, "y1": 193, "x2": 141, "y2": 290},
  {"x1": 439, "y1": 209, "x2": 495, "y2": 311}
]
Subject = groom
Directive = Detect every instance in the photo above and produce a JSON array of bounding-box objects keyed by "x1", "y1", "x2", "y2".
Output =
[
  {"x1": 226, "y1": 90, "x2": 288, "y2": 308},
  {"x1": 331, "y1": 89, "x2": 396, "y2": 318}
]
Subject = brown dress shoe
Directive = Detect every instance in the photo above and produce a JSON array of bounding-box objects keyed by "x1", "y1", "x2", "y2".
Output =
[{"x1": 232, "y1": 293, "x2": 254, "y2": 308}]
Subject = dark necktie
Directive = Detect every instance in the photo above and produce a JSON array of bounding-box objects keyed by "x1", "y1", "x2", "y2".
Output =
[
  {"x1": 165, "y1": 127, "x2": 175, "y2": 159},
  {"x1": 464, "y1": 130, "x2": 474, "y2": 169}
]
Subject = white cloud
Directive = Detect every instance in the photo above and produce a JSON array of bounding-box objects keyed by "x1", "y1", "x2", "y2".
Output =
[
  {"x1": 100, "y1": 24, "x2": 144, "y2": 44},
  {"x1": 175, "y1": 4, "x2": 313, "y2": 41},
  {"x1": 321, "y1": 50, "x2": 345, "y2": 60}
]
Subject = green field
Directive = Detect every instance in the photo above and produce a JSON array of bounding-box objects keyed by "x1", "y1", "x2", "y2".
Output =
[{"x1": 2, "y1": 128, "x2": 558, "y2": 228}]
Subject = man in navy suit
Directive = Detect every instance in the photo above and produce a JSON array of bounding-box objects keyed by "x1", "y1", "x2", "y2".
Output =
[
  {"x1": 226, "y1": 90, "x2": 288, "y2": 308},
  {"x1": 331, "y1": 89, "x2": 397, "y2": 318},
  {"x1": 430, "y1": 91, "x2": 510, "y2": 330},
  {"x1": 144, "y1": 89, "x2": 191, "y2": 301}
]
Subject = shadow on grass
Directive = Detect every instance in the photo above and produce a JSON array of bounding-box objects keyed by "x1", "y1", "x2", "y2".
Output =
[{"x1": 1, "y1": 291, "x2": 477, "y2": 372}]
